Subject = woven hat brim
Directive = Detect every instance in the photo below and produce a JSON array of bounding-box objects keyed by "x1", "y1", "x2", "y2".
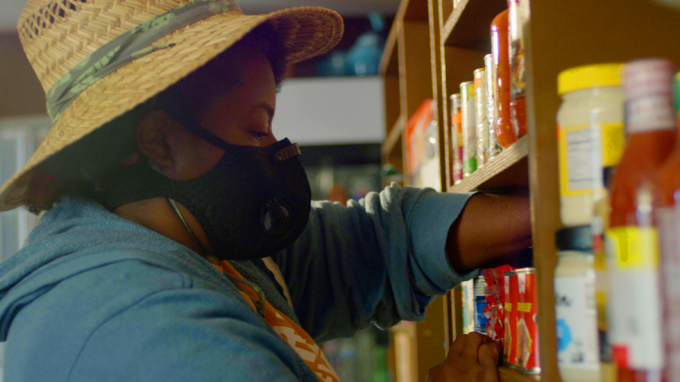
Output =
[{"x1": 0, "y1": 7, "x2": 343, "y2": 212}]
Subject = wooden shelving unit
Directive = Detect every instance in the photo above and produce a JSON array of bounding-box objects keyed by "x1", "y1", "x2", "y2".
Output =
[
  {"x1": 448, "y1": 135, "x2": 528, "y2": 193},
  {"x1": 381, "y1": 114, "x2": 405, "y2": 163},
  {"x1": 381, "y1": 0, "x2": 680, "y2": 381}
]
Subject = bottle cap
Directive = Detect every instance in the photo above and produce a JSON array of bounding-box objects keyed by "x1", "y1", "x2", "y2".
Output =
[
  {"x1": 623, "y1": 59, "x2": 674, "y2": 100},
  {"x1": 624, "y1": 59, "x2": 676, "y2": 133},
  {"x1": 556, "y1": 225, "x2": 592, "y2": 252},
  {"x1": 558, "y1": 63, "x2": 623, "y2": 95}
]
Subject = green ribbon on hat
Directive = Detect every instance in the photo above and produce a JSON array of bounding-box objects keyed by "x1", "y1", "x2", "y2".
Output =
[{"x1": 45, "y1": 0, "x2": 241, "y2": 123}]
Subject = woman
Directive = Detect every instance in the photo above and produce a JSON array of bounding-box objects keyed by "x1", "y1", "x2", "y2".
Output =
[{"x1": 0, "y1": 0, "x2": 530, "y2": 380}]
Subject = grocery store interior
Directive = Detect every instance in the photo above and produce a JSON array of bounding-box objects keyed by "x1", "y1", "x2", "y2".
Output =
[{"x1": 2, "y1": 0, "x2": 680, "y2": 381}]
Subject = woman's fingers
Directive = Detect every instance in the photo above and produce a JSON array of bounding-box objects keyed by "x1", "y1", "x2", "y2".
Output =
[
  {"x1": 478, "y1": 341, "x2": 502, "y2": 369},
  {"x1": 461, "y1": 332, "x2": 489, "y2": 360},
  {"x1": 449, "y1": 332, "x2": 467, "y2": 356}
]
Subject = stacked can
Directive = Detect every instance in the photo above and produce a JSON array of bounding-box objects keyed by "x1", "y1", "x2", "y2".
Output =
[
  {"x1": 485, "y1": 53, "x2": 502, "y2": 160},
  {"x1": 504, "y1": 270, "x2": 519, "y2": 367},
  {"x1": 474, "y1": 68, "x2": 488, "y2": 168},
  {"x1": 474, "y1": 276, "x2": 489, "y2": 333},
  {"x1": 516, "y1": 268, "x2": 540, "y2": 374},
  {"x1": 461, "y1": 279, "x2": 475, "y2": 333},
  {"x1": 450, "y1": 94, "x2": 463, "y2": 184},
  {"x1": 460, "y1": 81, "x2": 477, "y2": 177}
]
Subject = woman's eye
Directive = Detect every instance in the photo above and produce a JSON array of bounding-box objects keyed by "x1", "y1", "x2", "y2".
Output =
[{"x1": 250, "y1": 131, "x2": 269, "y2": 141}]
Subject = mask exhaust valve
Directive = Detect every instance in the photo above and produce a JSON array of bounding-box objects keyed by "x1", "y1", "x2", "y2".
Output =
[{"x1": 261, "y1": 197, "x2": 291, "y2": 237}]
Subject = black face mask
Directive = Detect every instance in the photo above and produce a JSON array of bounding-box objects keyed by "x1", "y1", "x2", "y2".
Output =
[{"x1": 102, "y1": 116, "x2": 311, "y2": 261}]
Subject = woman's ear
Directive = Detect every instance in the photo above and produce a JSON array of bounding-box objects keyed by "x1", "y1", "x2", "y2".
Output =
[{"x1": 135, "y1": 110, "x2": 175, "y2": 170}]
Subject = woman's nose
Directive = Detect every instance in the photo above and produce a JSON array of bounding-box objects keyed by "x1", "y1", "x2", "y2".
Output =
[{"x1": 262, "y1": 133, "x2": 278, "y2": 147}]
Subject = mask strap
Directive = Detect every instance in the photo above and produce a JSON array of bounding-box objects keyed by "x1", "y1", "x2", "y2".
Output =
[
  {"x1": 168, "y1": 198, "x2": 209, "y2": 254},
  {"x1": 163, "y1": 111, "x2": 232, "y2": 151},
  {"x1": 168, "y1": 197, "x2": 267, "y2": 317}
]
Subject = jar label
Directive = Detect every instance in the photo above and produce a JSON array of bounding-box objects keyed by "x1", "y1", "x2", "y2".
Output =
[
  {"x1": 463, "y1": 158, "x2": 477, "y2": 176},
  {"x1": 605, "y1": 226, "x2": 664, "y2": 369},
  {"x1": 558, "y1": 123, "x2": 625, "y2": 196},
  {"x1": 606, "y1": 227, "x2": 659, "y2": 270},
  {"x1": 555, "y1": 276, "x2": 599, "y2": 370}
]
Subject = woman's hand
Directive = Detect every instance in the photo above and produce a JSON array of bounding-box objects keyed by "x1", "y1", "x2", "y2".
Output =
[{"x1": 427, "y1": 332, "x2": 502, "y2": 382}]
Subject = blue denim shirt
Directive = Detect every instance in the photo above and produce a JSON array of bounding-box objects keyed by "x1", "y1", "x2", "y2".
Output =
[{"x1": 0, "y1": 184, "x2": 475, "y2": 381}]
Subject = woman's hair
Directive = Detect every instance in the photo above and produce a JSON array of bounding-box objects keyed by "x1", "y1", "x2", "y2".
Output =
[{"x1": 25, "y1": 22, "x2": 288, "y2": 213}]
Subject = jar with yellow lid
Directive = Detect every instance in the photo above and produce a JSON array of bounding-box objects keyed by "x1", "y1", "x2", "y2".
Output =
[{"x1": 557, "y1": 63, "x2": 626, "y2": 226}]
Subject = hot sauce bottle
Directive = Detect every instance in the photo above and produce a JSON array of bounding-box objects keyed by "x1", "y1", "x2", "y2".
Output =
[
  {"x1": 607, "y1": 59, "x2": 676, "y2": 382},
  {"x1": 654, "y1": 68, "x2": 680, "y2": 382},
  {"x1": 491, "y1": 9, "x2": 517, "y2": 149}
]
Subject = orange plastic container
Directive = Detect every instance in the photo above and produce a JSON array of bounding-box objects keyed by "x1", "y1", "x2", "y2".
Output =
[
  {"x1": 491, "y1": 9, "x2": 517, "y2": 149},
  {"x1": 508, "y1": 0, "x2": 528, "y2": 138}
]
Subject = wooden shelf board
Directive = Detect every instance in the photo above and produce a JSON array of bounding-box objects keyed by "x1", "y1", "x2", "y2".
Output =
[
  {"x1": 441, "y1": 0, "x2": 507, "y2": 51},
  {"x1": 379, "y1": 21, "x2": 400, "y2": 75},
  {"x1": 404, "y1": 0, "x2": 430, "y2": 21},
  {"x1": 448, "y1": 135, "x2": 529, "y2": 193},
  {"x1": 499, "y1": 366, "x2": 540, "y2": 382},
  {"x1": 382, "y1": 114, "x2": 406, "y2": 158}
]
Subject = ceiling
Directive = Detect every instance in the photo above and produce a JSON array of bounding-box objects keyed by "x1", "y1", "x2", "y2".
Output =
[{"x1": 0, "y1": 0, "x2": 400, "y2": 33}]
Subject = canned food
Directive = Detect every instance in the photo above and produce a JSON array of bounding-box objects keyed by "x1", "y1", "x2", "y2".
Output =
[
  {"x1": 462, "y1": 279, "x2": 475, "y2": 333},
  {"x1": 474, "y1": 68, "x2": 488, "y2": 168},
  {"x1": 460, "y1": 81, "x2": 477, "y2": 177},
  {"x1": 516, "y1": 268, "x2": 540, "y2": 374},
  {"x1": 474, "y1": 276, "x2": 489, "y2": 333},
  {"x1": 449, "y1": 94, "x2": 463, "y2": 185},
  {"x1": 484, "y1": 53, "x2": 502, "y2": 160},
  {"x1": 504, "y1": 271, "x2": 519, "y2": 367}
]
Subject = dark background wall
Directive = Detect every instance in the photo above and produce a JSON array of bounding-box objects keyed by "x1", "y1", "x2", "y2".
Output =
[
  {"x1": 0, "y1": 33, "x2": 46, "y2": 118},
  {"x1": 0, "y1": 16, "x2": 392, "y2": 119}
]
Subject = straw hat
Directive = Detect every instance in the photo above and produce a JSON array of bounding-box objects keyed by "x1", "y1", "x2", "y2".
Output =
[{"x1": 0, "y1": 0, "x2": 344, "y2": 212}]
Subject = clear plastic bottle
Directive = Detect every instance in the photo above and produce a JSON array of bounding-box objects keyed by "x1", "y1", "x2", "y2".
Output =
[
  {"x1": 555, "y1": 226, "x2": 601, "y2": 382},
  {"x1": 557, "y1": 63, "x2": 625, "y2": 226},
  {"x1": 461, "y1": 81, "x2": 477, "y2": 177}
]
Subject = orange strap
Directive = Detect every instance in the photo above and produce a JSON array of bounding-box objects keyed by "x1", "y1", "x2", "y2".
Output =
[{"x1": 213, "y1": 261, "x2": 340, "y2": 382}]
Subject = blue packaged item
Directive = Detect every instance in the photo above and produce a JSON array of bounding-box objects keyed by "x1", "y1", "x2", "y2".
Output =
[{"x1": 475, "y1": 298, "x2": 489, "y2": 333}]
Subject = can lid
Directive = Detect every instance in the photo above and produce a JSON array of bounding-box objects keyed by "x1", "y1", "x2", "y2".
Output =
[
  {"x1": 556, "y1": 225, "x2": 592, "y2": 251},
  {"x1": 623, "y1": 58, "x2": 674, "y2": 100},
  {"x1": 557, "y1": 63, "x2": 624, "y2": 95}
]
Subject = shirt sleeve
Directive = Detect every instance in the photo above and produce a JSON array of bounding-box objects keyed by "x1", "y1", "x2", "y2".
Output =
[{"x1": 272, "y1": 183, "x2": 478, "y2": 343}]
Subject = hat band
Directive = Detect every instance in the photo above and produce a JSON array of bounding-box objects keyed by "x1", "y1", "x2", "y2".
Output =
[{"x1": 45, "y1": 0, "x2": 242, "y2": 123}]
